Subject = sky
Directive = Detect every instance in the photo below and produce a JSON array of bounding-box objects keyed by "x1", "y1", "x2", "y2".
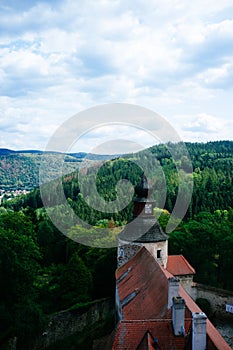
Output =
[{"x1": 0, "y1": 0, "x2": 233, "y2": 153}]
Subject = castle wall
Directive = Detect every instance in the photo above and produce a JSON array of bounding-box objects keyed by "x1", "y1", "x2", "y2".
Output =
[
  {"x1": 143, "y1": 240, "x2": 168, "y2": 268},
  {"x1": 33, "y1": 298, "x2": 114, "y2": 349},
  {"x1": 190, "y1": 283, "x2": 233, "y2": 319},
  {"x1": 117, "y1": 239, "x2": 168, "y2": 268}
]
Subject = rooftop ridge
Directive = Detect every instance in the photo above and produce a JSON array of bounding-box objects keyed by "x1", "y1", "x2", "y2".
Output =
[{"x1": 118, "y1": 318, "x2": 193, "y2": 323}]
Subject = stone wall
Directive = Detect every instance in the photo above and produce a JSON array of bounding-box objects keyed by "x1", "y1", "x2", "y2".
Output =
[
  {"x1": 117, "y1": 240, "x2": 141, "y2": 267},
  {"x1": 117, "y1": 240, "x2": 168, "y2": 268},
  {"x1": 33, "y1": 298, "x2": 114, "y2": 349},
  {"x1": 190, "y1": 283, "x2": 233, "y2": 319}
]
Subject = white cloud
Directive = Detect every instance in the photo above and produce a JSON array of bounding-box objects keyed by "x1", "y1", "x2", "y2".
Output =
[
  {"x1": 197, "y1": 62, "x2": 233, "y2": 88},
  {"x1": 0, "y1": 0, "x2": 232, "y2": 150},
  {"x1": 173, "y1": 113, "x2": 233, "y2": 142},
  {"x1": 182, "y1": 113, "x2": 221, "y2": 133},
  {"x1": 70, "y1": 124, "x2": 158, "y2": 154},
  {"x1": 1, "y1": 49, "x2": 48, "y2": 76}
]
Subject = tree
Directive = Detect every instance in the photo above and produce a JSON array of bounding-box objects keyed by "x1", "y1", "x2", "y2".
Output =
[
  {"x1": 169, "y1": 209, "x2": 233, "y2": 290},
  {"x1": 0, "y1": 211, "x2": 44, "y2": 346},
  {"x1": 60, "y1": 253, "x2": 93, "y2": 308}
]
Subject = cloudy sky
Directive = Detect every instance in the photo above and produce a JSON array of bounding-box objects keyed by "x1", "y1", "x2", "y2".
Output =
[{"x1": 0, "y1": 0, "x2": 233, "y2": 152}]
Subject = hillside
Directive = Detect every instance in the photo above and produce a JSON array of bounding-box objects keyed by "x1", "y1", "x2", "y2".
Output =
[
  {"x1": 0, "y1": 149, "x2": 117, "y2": 190},
  {"x1": 3, "y1": 140, "x2": 233, "y2": 222},
  {"x1": 0, "y1": 151, "x2": 77, "y2": 190}
]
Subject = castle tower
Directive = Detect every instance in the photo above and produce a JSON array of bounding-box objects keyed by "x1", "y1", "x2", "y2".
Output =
[{"x1": 118, "y1": 174, "x2": 168, "y2": 268}]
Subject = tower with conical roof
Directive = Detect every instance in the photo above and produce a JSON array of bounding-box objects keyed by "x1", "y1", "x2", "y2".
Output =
[{"x1": 118, "y1": 174, "x2": 168, "y2": 268}]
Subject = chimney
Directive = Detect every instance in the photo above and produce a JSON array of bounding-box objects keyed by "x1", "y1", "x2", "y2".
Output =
[
  {"x1": 192, "y1": 312, "x2": 207, "y2": 350},
  {"x1": 168, "y1": 277, "x2": 180, "y2": 309},
  {"x1": 172, "y1": 297, "x2": 186, "y2": 336}
]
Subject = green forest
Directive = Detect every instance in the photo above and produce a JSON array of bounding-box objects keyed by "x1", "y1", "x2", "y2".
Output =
[{"x1": 0, "y1": 140, "x2": 233, "y2": 349}]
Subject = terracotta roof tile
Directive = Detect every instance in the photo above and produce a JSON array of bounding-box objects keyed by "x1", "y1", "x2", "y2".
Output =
[
  {"x1": 114, "y1": 247, "x2": 231, "y2": 350},
  {"x1": 113, "y1": 320, "x2": 191, "y2": 350},
  {"x1": 167, "y1": 255, "x2": 196, "y2": 276},
  {"x1": 136, "y1": 330, "x2": 154, "y2": 350},
  {"x1": 116, "y1": 247, "x2": 170, "y2": 320}
]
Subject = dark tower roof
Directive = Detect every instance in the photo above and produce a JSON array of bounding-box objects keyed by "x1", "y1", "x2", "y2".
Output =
[
  {"x1": 134, "y1": 174, "x2": 152, "y2": 200},
  {"x1": 119, "y1": 217, "x2": 168, "y2": 242},
  {"x1": 119, "y1": 174, "x2": 168, "y2": 243}
]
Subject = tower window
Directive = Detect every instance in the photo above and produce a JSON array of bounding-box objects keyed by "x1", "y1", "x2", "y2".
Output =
[
  {"x1": 119, "y1": 248, "x2": 125, "y2": 258},
  {"x1": 157, "y1": 249, "x2": 161, "y2": 259},
  {"x1": 145, "y1": 203, "x2": 152, "y2": 214}
]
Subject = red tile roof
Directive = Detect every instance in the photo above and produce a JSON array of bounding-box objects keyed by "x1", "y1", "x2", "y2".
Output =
[
  {"x1": 167, "y1": 255, "x2": 195, "y2": 276},
  {"x1": 116, "y1": 246, "x2": 170, "y2": 320},
  {"x1": 136, "y1": 330, "x2": 155, "y2": 350},
  {"x1": 114, "y1": 247, "x2": 231, "y2": 350},
  {"x1": 113, "y1": 320, "x2": 192, "y2": 350}
]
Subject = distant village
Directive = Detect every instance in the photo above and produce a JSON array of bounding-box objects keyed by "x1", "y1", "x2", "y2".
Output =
[{"x1": 0, "y1": 189, "x2": 29, "y2": 205}]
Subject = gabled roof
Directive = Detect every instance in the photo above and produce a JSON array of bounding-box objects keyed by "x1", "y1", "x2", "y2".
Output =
[
  {"x1": 136, "y1": 330, "x2": 155, "y2": 350},
  {"x1": 167, "y1": 255, "x2": 196, "y2": 276},
  {"x1": 114, "y1": 247, "x2": 231, "y2": 350}
]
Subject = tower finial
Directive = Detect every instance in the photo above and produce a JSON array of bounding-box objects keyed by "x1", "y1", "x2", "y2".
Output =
[{"x1": 135, "y1": 174, "x2": 151, "y2": 199}]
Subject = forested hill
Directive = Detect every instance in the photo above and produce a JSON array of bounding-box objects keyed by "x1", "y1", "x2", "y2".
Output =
[
  {"x1": 149, "y1": 140, "x2": 233, "y2": 215},
  {"x1": 151, "y1": 140, "x2": 233, "y2": 168},
  {"x1": 0, "y1": 150, "x2": 77, "y2": 190},
  {"x1": 4, "y1": 140, "x2": 233, "y2": 221},
  {"x1": 0, "y1": 149, "x2": 117, "y2": 190},
  {"x1": 1, "y1": 141, "x2": 232, "y2": 192}
]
